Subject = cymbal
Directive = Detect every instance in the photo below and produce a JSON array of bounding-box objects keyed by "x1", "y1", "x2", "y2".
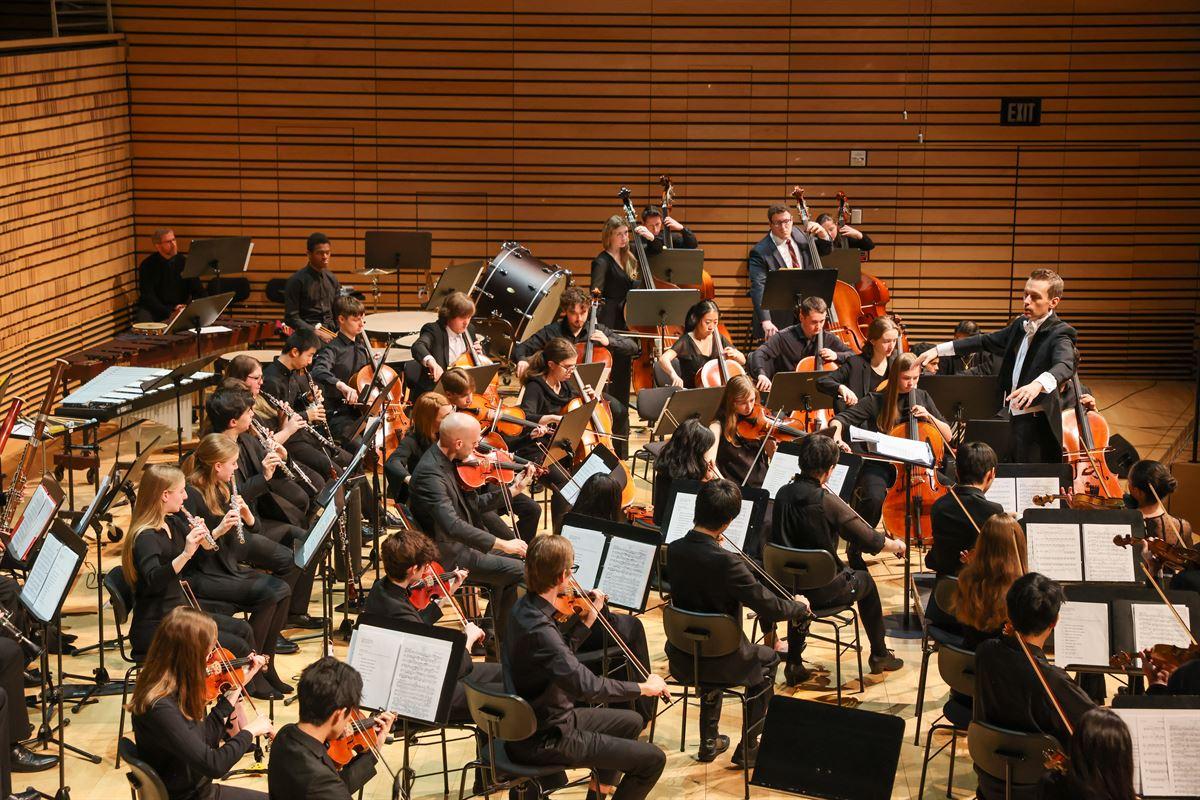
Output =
[{"x1": 358, "y1": 268, "x2": 395, "y2": 277}]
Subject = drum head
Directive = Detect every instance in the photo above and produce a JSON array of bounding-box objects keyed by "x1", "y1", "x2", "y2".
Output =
[
  {"x1": 132, "y1": 322, "x2": 167, "y2": 335},
  {"x1": 519, "y1": 273, "x2": 567, "y2": 343}
]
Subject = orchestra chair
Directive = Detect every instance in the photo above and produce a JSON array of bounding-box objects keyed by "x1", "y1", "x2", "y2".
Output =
[
  {"x1": 458, "y1": 678, "x2": 596, "y2": 800},
  {"x1": 914, "y1": 575, "x2": 965, "y2": 745},
  {"x1": 628, "y1": 387, "x2": 677, "y2": 483},
  {"x1": 106, "y1": 568, "x2": 142, "y2": 769},
  {"x1": 396, "y1": 718, "x2": 479, "y2": 800},
  {"x1": 967, "y1": 721, "x2": 1061, "y2": 800},
  {"x1": 917, "y1": 642, "x2": 975, "y2": 799},
  {"x1": 119, "y1": 737, "x2": 169, "y2": 800},
  {"x1": 761, "y1": 544, "x2": 863, "y2": 705},
  {"x1": 661, "y1": 606, "x2": 752, "y2": 800}
]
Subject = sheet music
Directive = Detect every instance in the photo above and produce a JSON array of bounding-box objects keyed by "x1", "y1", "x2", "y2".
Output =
[
  {"x1": 1052, "y1": 601, "x2": 1109, "y2": 667},
  {"x1": 9, "y1": 486, "x2": 57, "y2": 561},
  {"x1": 1016, "y1": 477, "x2": 1060, "y2": 513},
  {"x1": 984, "y1": 477, "x2": 1018, "y2": 513},
  {"x1": 21, "y1": 535, "x2": 79, "y2": 624},
  {"x1": 720, "y1": 499, "x2": 756, "y2": 553},
  {"x1": 387, "y1": 633, "x2": 454, "y2": 723},
  {"x1": 348, "y1": 625, "x2": 409, "y2": 712},
  {"x1": 560, "y1": 452, "x2": 612, "y2": 507},
  {"x1": 198, "y1": 325, "x2": 233, "y2": 334},
  {"x1": 1165, "y1": 715, "x2": 1200, "y2": 796},
  {"x1": 295, "y1": 501, "x2": 340, "y2": 569},
  {"x1": 761, "y1": 452, "x2": 800, "y2": 499},
  {"x1": 1025, "y1": 523, "x2": 1083, "y2": 582},
  {"x1": 664, "y1": 492, "x2": 698, "y2": 544},
  {"x1": 561, "y1": 525, "x2": 606, "y2": 591},
  {"x1": 827, "y1": 463, "x2": 851, "y2": 498},
  {"x1": 1137, "y1": 712, "x2": 1172, "y2": 796},
  {"x1": 597, "y1": 537, "x2": 657, "y2": 611},
  {"x1": 1115, "y1": 708, "x2": 1200, "y2": 797},
  {"x1": 1081, "y1": 523, "x2": 1135, "y2": 582},
  {"x1": 848, "y1": 426, "x2": 934, "y2": 466},
  {"x1": 1132, "y1": 602, "x2": 1193, "y2": 652}
]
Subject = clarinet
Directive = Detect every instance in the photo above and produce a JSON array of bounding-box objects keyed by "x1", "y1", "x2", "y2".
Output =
[
  {"x1": 336, "y1": 509, "x2": 362, "y2": 606},
  {"x1": 229, "y1": 475, "x2": 246, "y2": 545},
  {"x1": 0, "y1": 608, "x2": 42, "y2": 658},
  {"x1": 179, "y1": 506, "x2": 219, "y2": 551},
  {"x1": 260, "y1": 390, "x2": 339, "y2": 451},
  {"x1": 249, "y1": 418, "x2": 314, "y2": 489}
]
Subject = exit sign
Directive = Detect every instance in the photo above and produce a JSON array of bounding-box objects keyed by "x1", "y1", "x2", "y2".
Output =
[{"x1": 1000, "y1": 98, "x2": 1041, "y2": 125}]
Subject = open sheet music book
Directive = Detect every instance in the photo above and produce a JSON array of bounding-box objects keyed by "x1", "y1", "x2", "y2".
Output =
[
  {"x1": 1112, "y1": 706, "x2": 1200, "y2": 797},
  {"x1": 848, "y1": 426, "x2": 934, "y2": 467},
  {"x1": 347, "y1": 618, "x2": 464, "y2": 725},
  {"x1": 663, "y1": 483, "x2": 767, "y2": 554},
  {"x1": 1024, "y1": 517, "x2": 1137, "y2": 583},
  {"x1": 984, "y1": 475, "x2": 1061, "y2": 515},
  {"x1": 560, "y1": 514, "x2": 661, "y2": 613},
  {"x1": 1052, "y1": 600, "x2": 1111, "y2": 668}
]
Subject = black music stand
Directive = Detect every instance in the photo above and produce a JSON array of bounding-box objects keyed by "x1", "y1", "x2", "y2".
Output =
[
  {"x1": 543, "y1": 399, "x2": 597, "y2": 470},
  {"x1": 426, "y1": 259, "x2": 484, "y2": 312},
  {"x1": 558, "y1": 443, "x2": 625, "y2": 507},
  {"x1": 919, "y1": 375, "x2": 1001, "y2": 445},
  {"x1": 295, "y1": 499, "x2": 346, "y2": 655},
  {"x1": 650, "y1": 386, "x2": 725, "y2": 438},
  {"x1": 764, "y1": 370, "x2": 835, "y2": 421},
  {"x1": 433, "y1": 363, "x2": 500, "y2": 396},
  {"x1": 365, "y1": 230, "x2": 432, "y2": 310},
  {"x1": 574, "y1": 362, "x2": 608, "y2": 397},
  {"x1": 661, "y1": 480, "x2": 769, "y2": 553},
  {"x1": 762, "y1": 268, "x2": 838, "y2": 332},
  {"x1": 141, "y1": 355, "x2": 217, "y2": 461},
  {"x1": 624, "y1": 288, "x2": 702, "y2": 354},
  {"x1": 559, "y1": 513, "x2": 662, "y2": 613},
  {"x1": 183, "y1": 236, "x2": 253, "y2": 287},
  {"x1": 647, "y1": 249, "x2": 704, "y2": 285},
  {"x1": 963, "y1": 418, "x2": 1015, "y2": 463},
  {"x1": 819, "y1": 248, "x2": 864, "y2": 285}
]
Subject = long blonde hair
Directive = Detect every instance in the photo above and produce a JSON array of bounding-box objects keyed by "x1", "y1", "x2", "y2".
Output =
[
  {"x1": 718, "y1": 374, "x2": 757, "y2": 444},
  {"x1": 122, "y1": 464, "x2": 185, "y2": 587},
  {"x1": 185, "y1": 434, "x2": 236, "y2": 516},
  {"x1": 955, "y1": 513, "x2": 1028, "y2": 633},
  {"x1": 877, "y1": 351, "x2": 920, "y2": 431},
  {"x1": 601, "y1": 215, "x2": 638, "y2": 282},
  {"x1": 128, "y1": 607, "x2": 215, "y2": 721}
]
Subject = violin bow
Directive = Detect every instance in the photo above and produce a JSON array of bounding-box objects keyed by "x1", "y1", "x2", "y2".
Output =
[
  {"x1": 1010, "y1": 623, "x2": 1074, "y2": 737},
  {"x1": 1137, "y1": 560, "x2": 1198, "y2": 647},
  {"x1": 429, "y1": 568, "x2": 474, "y2": 635}
]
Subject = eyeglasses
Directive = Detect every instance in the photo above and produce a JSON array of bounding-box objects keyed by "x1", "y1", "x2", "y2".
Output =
[{"x1": 571, "y1": 564, "x2": 580, "y2": 573}]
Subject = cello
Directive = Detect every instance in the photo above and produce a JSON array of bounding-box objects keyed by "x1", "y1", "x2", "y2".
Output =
[
  {"x1": 350, "y1": 332, "x2": 408, "y2": 455},
  {"x1": 1060, "y1": 371, "x2": 1123, "y2": 505},
  {"x1": 696, "y1": 327, "x2": 746, "y2": 388},
  {"x1": 574, "y1": 289, "x2": 613, "y2": 374},
  {"x1": 452, "y1": 329, "x2": 501, "y2": 405},
  {"x1": 792, "y1": 326, "x2": 839, "y2": 431},
  {"x1": 791, "y1": 187, "x2": 864, "y2": 353},
  {"x1": 880, "y1": 405, "x2": 951, "y2": 546},
  {"x1": 564, "y1": 370, "x2": 636, "y2": 507}
]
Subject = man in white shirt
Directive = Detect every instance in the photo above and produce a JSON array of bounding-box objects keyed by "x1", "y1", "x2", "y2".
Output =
[{"x1": 747, "y1": 204, "x2": 823, "y2": 340}]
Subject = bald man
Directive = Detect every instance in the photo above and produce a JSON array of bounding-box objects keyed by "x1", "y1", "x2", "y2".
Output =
[{"x1": 409, "y1": 413, "x2": 531, "y2": 647}]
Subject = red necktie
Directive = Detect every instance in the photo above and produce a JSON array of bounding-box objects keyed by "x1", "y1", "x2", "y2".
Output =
[{"x1": 786, "y1": 238, "x2": 801, "y2": 269}]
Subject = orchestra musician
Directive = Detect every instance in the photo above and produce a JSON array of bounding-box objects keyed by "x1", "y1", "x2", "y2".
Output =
[
  {"x1": 938, "y1": 321, "x2": 999, "y2": 376},
  {"x1": 812, "y1": 213, "x2": 875, "y2": 255},
  {"x1": 816, "y1": 315, "x2": 900, "y2": 412},
  {"x1": 135, "y1": 228, "x2": 205, "y2": 324},
  {"x1": 748, "y1": 296, "x2": 853, "y2": 392},
  {"x1": 635, "y1": 205, "x2": 698, "y2": 255},
  {"x1": 707, "y1": 374, "x2": 771, "y2": 493},
  {"x1": 129, "y1": 607, "x2": 273, "y2": 800},
  {"x1": 747, "y1": 204, "x2": 820, "y2": 340},
  {"x1": 503, "y1": 536, "x2": 667, "y2": 800},
  {"x1": 953, "y1": 514, "x2": 1027, "y2": 649},
  {"x1": 410, "y1": 291, "x2": 484, "y2": 399},
  {"x1": 652, "y1": 419, "x2": 716, "y2": 526},
  {"x1": 926, "y1": 442, "x2": 1002, "y2": 579},
  {"x1": 656, "y1": 300, "x2": 746, "y2": 389},
  {"x1": 771, "y1": 435, "x2": 905, "y2": 684},
  {"x1": 267, "y1": 657, "x2": 395, "y2": 800},
  {"x1": 283, "y1": 232, "x2": 341, "y2": 336},
  {"x1": 972, "y1": 573, "x2": 1095, "y2": 800},
  {"x1": 1126, "y1": 459, "x2": 1198, "y2": 592},
  {"x1": 589, "y1": 215, "x2": 639, "y2": 332},
  {"x1": 1037, "y1": 708, "x2": 1137, "y2": 800},
  {"x1": 310, "y1": 295, "x2": 376, "y2": 445},
  {"x1": 383, "y1": 391, "x2": 451, "y2": 507},
  {"x1": 916, "y1": 268, "x2": 1077, "y2": 464},
  {"x1": 408, "y1": 412, "x2": 531, "y2": 646},
  {"x1": 666, "y1": 479, "x2": 811, "y2": 767},
  {"x1": 513, "y1": 286, "x2": 638, "y2": 457}
]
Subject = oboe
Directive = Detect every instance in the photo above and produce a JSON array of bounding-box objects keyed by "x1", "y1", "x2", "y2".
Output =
[
  {"x1": 0, "y1": 608, "x2": 41, "y2": 658},
  {"x1": 301, "y1": 368, "x2": 338, "y2": 446},
  {"x1": 180, "y1": 506, "x2": 219, "y2": 551},
  {"x1": 260, "y1": 390, "x2": 338, "y2": 451},
  {"x1": 229, "y1": 475, "x2": 246, "y2": 545}
]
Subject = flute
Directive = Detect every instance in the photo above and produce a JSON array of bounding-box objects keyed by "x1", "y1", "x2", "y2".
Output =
[
  {"x1": 230, "y1": 475, "x2": 246, "y2": 545},
  {"x1": 180, "y1": 506, "x2": 219, "y2": 551}
]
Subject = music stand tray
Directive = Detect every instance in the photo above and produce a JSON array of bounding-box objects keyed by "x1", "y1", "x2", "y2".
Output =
[
  {"x1": 963, "y1": 418, "x2": 1015, "y2": 463},
  {"x1": 762, "y1": 268, "x2": 838, "y2": 313},
  {"x1": 544, "y1": 398, "x2": 597, "y2": 467},
  {"x1": 651, "y1": 386, "x2": 726, "y2": 438},
  {"x1": 919, "y1": 375, "x2": 1001, "y2": 425},
  {"x1": 163, "y1": 292, "x2": 235, "y2": 336},
  {"x1": 428, "y1": 260, "x2": 485, "y2": 311},
  {"x1": 366, "y1": 230, "x2": 432, "y2": 309},
  {"x1": 624, "y1": 289, "x2": 702, "y2": 331},
  {"x1": 647, "y1": 249, "x2": 705, "y2": 285},
  {"x1": 819, "y1": 248, "x2": 863, "y2": 285},
  {"x1": 763, "y1": 370, "x2": 835, "y2": 415},
  {"x1": 183, "y1": 236, "x2": 253, "y2": 280}
]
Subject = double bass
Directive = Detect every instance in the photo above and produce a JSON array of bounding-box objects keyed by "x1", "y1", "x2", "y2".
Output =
[
  {"x1": 792, "y1": 187, "x2": 864, "y2": 353},
  {"x1": 659, "y1": 175, "x2": 719, "y2": 304},
  {"x1": 621, "y1": 186, "x2": 681, "y2": 392}
]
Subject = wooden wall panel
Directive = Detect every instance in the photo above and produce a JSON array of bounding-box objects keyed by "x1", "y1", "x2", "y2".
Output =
[
  {"x1": 63, "y1": 2, "x2": 1200, "y2": 378},
  {"x1": 0, "y1": 39, "x2": 134, "y2": 402}
]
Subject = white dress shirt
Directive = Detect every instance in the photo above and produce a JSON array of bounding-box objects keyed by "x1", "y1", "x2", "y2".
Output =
[
  {"x1": 771, "y1": 232, "x2": 802, "y2": 270},
  {"x1": 934, "y1": 314, "x2": 1059, "y2": 408}
]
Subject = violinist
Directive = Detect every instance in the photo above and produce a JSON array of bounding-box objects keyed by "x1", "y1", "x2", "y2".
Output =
[
  {"x1": 748, "y1": 296, "x2": 852, "y2": 392},
  {"x1": 811, "y1": 213, "x2": 874, "y2": 255},
  {"x1": 184, "y1": 434, "x2": 299, "y2": 695},
  {"x1": 927, "y1": 442, "x2": 1003, "y2": 580},
  {"x1": 268, "y1": 656, "x2": 396, "y2": 800},
  {"x1": 364, "y1": 531, "x2": 501, "y2": 720},
  {"x1": 937, "y1": 321, "x2": 999, "y2": 376},
  {"x1": 1037, "y1": 708, "x2": 1137, "y2": 800},
  {"x1": 410, "y1": 290, "x2": 485, "y2": 396},
  {"x1": 707, "y1": 374, "x2": 772, "y2": 493},
  {"x1": 1127, "y1": 459, "x2": 1199, "y2": 591},
  {"x1": 748, "y1": 204, "x2": 820, "y2": 340},
  {"x1": 827, "y1": 352, "x2": 953, "y2": 531},
  {"x1": 657, "y1": 299, "x2": 746, "y2": 389},
  {"x1": 409, "y1": 413, "x2": 530, "y2": 646},
  {"x1": 771, "y1": 435, "x2": 905, "y2": 684},
  {"x1": 916, "y1": 268, "x2": 1077, "y2": 464},
  {"x1": 815, "y1": 315, "x2": 900, "y2": 412},
  {"x1": 283, "y1": 231, "x2": 341, "y2": 335},
  {"x1": 383, "y1": 391, "x2": 451, "y2": 506},
  {"x1": 635, "y1": 204, "x2": 698, "y2": 255},
  {"x1": 652, "y1": 419, "x2": 717, "y2": 526},
  {"x1": 973, "y1": 573, "x2": 1095, "y2": 800},
  {"x1": 310, "y1": 295, "x2": 375, "y2": 444},
  {"x1": 119, "y1": 465, "x2": 263, "y2": 693},
  {"x1": 666, "y1": 480, "x2": 811, "y2": 767},
  {"x1": 503, "y1": 536, "x2": 667, "y2": 800},
  {"x1": 130, "y1": 607, "x2": 273, "y2": 800}
]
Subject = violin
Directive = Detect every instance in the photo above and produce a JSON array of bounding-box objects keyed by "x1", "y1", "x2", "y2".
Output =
[
  {"x1": 1111, "y1": 642, "x2": 1200, "y2": 673},
  {"x1": 735, "y1": 400, "x2": 808, "y2": 443},
  {"x1": 205, "y1": 647, "x2": 258, "y2": 702},
  {"x1": 1060, "y1": 371, "x2": 1123, "y2": 504},
  {"x1": 455, "y1": 448, "x2": 542, "y2": 490},
  {"x1": 326, "y1": 708, "x2": 386, "y2": 768},
  {"x1": 574, "y1": 290, "x2": 613, "y2": 372},
  {"x1": 1001, "y1": 620, "x2": 1073, "y2": 769},
  {"x1": 624, "y1": 504, "x2": 656, "y2": 527},
  {"x1": 792, "y1": 186, "x2": 864, "y2": 353},
  {"x1": 1031, "y1": 491, "x2": 1124, "y2": 511},
  {"x1": 696, "y1": 327, "x2": 746, "y2": 388},
  {"x1": 461, "y1": 395, "x2": 543, "y2": 438},
  {"x1": 1113, "y1": 533, "x2": 1200, "y2": 572},
  {"x1": 407, "y1": 563, "x2": 468, "y2": 611},
  {"x1": 880, "y1": 408, "x2": 950, "y2": 546}
]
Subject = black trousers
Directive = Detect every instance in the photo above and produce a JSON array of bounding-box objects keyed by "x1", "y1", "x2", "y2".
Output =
[
  {"x1": 0, "y1": 688, "x2": 9, "y2": 800},
  {"x1": 192, "y1": 570, "x2": 290, "y2": 661},
  {"x1": 0, "y1": 640, "x2": 29, "y2": 746},
  {"x1": 455, "y1": 551, "x2": 523, "y2": 645},
  {"x1": 699, "y1": 643, "x2": 778, "y2": 748},
  {"x1": 256, "y1": 520, "x2": 318, "y2": 617},
  {"x1": 607, "y1": 359, "x2": 632, "y2": 461},
  {"x1": 851, "y1": 460, "x2": 894, "y2": 530},
  {"x1": 789, "y1": 568, "x2": 888, "y2": 658},
  {"x1": 480, "y1": 492, "x2": 541, "y2": 544},
  {"x1": 1009, "y1": 413, "x2": 1062, "y2": 464},
  {"x1": 131, "y1": 611, "x2": 254, "y2": 663},
  {"x1": 580, "y1": 612, "x2": 655, "y2": 725},
  {"x1": 506, "y1": 708, "x2": 665, "y2": 800}
]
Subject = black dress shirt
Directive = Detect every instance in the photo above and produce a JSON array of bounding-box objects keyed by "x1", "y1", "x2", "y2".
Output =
[
  {"x1": 747, "y1": 325, "x2": 852, "y2": 382},
  {"x1": 927, "y1": 486, "x2": 1003, "y2": 576},
  {"x1": 773, "y1": 476, "x2": 887, "y2": 573},
  {"x1": 511, "y1": 318, "x2": 639, "y2": 365},
  {"x1": 267, "y1": 722, "x2": 376, "y2": 800},
  {"x1": 643, "y1": 227, "x2": 698, "y2": 256},
  {"x1": 589, "y1": 252, "x2": 636, "y2": 330},
  {"x1": 815, "y1": 232, "x2": 875, "y2": 255},
  {"x1": 137, "y1": 252, "x2": 205, "y2": 321},
  {"x1": 181, "y1": 486, "x2": 250, "y2": 580},
  {"x1": 131, "y1": 694, "x2": 252, "y2": 800},
  {"x1": 973, "y1": 635, "x2": 1094, "y2": 744},
  {"x1": 831, "y1": 389, "x2": 946, "y2": 438},
  {"x1": 130, "y1": 521, "x2": 189, "y2": 657},
  {"x1": 284, "y1": 265, "x2": 341, "y2": 332},
  {"x1": 262, "y1": 357, "x2": 316, "y2": 413},
  {"x1": 311, "y1": 332, "x2": 373, "y2": 415},
  {"x1": 503, "y1": 593, "x2": 641, "y2": 738}
]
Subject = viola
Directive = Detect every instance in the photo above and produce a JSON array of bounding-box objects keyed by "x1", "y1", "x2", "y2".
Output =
[
  {"x1": 792, "y1": 186, "x2": 864, "y2": 353},
  {"x1": 205, "y1": 647, "x2": 256, "y2": 702},
  {"x1": 880, "y1": 411, "x2": 950, "y2": 546},
  {"x1": 624, "y1": 504, "x2": 656, "y2": 527},
  {"x1": 461, "y1": 395, "x2": 542, "y2": 438},
  {"x1": 1113, "y1": 533, "x2": 1200, "y2": 572},
  {"x1": 696, "y1": 327, "x2": 746, "y2": 388},
  {"x1": 735, "y1": 402, "x2": 807, "y2": 443},
  {"x1": 407, "y1": 563, "x2": 458, "y2": 611},
  {"x1": 1060, "y1": 371, "x2": 1123, "y2": 503},
  {"x1": 326, "y1": 708, "x2": 385, "y2": 768},
  {"x1": 551, "y1": 587, "x2": 593, "y2": 623}
]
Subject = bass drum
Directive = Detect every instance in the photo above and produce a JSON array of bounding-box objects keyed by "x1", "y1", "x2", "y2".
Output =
[{"x1": 472, "y1": 242, "x2": 568, "y2": 357}]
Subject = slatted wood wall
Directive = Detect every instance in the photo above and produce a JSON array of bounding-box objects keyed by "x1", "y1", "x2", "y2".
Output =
[
  {"x1": 10, "y1": 3, "x2": 1200, "y2": 403},
  {"x1": 0, "y1": 37, "x2": 135, "y2": 402}
]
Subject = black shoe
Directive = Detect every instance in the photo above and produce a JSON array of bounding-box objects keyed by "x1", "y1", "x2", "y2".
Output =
[
  {"x1": 248, "y1": 684, "x2": 284, "y2": 701},
  {"x1": 783, "y1": 662, "x2": 811, "y2": 687},
  {"x1": 274, "y1": 635, "x2": 299, "y2": 655},
  {"x1": 385, "y1": 511, "x2": 405, "y2": 527},
  {"x1": 730, "y1": 741, "x2": 758, "y2": 770},
  {"x1": 697, "y1": 734, "x2": 730, "y2": 763},
  {"x1": 23, "y1": 670, "x2": 41, "y2": 688},
  {"x1": 287, "y1": 614, "x2": 325, "y2": 630},
  {"x1": 869, "y1": 650, "x2": 904, "y2": 674},
  {"x1": 11, "y1": 745, "x2": 58, "y2": 772},
  {"x1": 11, "y1": 787, "x2": 41, "y2": 800},
  {"x1": 265, "y1": 670, "x2": 294, "y2": 695}
]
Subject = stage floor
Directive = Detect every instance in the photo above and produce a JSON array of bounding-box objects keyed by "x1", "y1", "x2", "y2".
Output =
[{"x1": 12, "y1": 378, "x2": 1194, "y2": 799}]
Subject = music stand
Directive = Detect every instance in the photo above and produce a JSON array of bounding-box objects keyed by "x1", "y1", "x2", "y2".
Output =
[
  {"x1": 182, "y1": 236, "x2": 253, "y2": 284},
  {"x1": 8, "y1": 475, "x2": 64, "y2": 565},
  {"x1": 919, "y1": 375, "x2": 1001, "y2": 444},
  {"x1": 574, "y1": 362, "x2": 608, "y2": 396},
  {"x1": 764, "y1": 370, "x2": 835, "y2": 421},
  {"x1": 365, "y1": 230, "x2": 432, "y2": 310},
  {"x1": 433, "y1": 363, "x2": 500, "y2": 396},
  {"x1": 543, "y1": 399, "x2": 596, "y2": 469},
  {"x1": 426, "y1": 260, "x2": 484, "y2": 311},
  {"x1": 819, "y1": 248, "x2": 863, "y2": 285},
  {"x1": 558, "y1": 443, "x2": 625, "y2": 507},
  {"x1": 141, "y1": 356, "x2": 217, "y2": 460},
  {"x1": 963, "y1": 419, "x2": 1015, "y2": 463},
  {"x1": 651, "y1": 386, "x2": 725, "y2": 438},
  {"x1": 762, "y1": 268, "x2": 839, "y2": 335},
  {"x1": 647, "y1": 249, "x2": 705, "y2": 285},
  {"x1": 295, "y1": 499, "x2": 345, "y2": 654},
  {"x1": 559, "y1": 513, "x2": 662, "y2": 613},
  {"x1": 624, "y1": 288, "x2": 702, "y2": 354}
]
